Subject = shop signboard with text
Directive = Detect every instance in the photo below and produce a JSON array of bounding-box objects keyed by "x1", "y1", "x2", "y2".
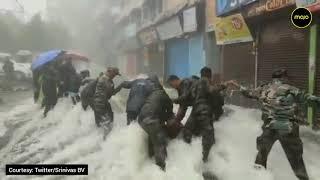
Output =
[
  {"x1": 216, "y1": 0, "x2": 257, "y2": 16},
  {"x1": 245, "y1": 0, "x2": 296, "y2": 17},
  {"x1": 214, "y1": 13, "x2": 253, "y2": 45},
  {"x1": 296, "y1": 0, "x2": 320, "y2": 12}
]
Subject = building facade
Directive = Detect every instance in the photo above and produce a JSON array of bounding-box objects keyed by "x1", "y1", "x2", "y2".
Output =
[{"x1": 112, "y1": 0, "x2": 320, "y2": 129}]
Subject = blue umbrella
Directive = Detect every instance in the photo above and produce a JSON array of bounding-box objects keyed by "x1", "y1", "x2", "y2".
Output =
[{"x1": 31, "y1": 50, "x2": 64, "y2": 71}]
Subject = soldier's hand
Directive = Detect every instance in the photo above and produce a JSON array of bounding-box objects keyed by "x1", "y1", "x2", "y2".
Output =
[
  {"x1": 307, "y1": 95, "x2": 320, "y2": 103},
  {"x1": 172, "y1": 99, "x2": 179, "y2": 104},
  {"x1": 167, "y1": 117, "x2": 177, "y2": 127},
  {"x1": 225, "y1": 80, "x2": 240, "y2": 90}
]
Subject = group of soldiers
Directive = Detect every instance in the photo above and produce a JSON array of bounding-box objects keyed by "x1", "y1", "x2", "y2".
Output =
[{"x1": 39, "y1": 63, "x2": 319, "y2": 179}]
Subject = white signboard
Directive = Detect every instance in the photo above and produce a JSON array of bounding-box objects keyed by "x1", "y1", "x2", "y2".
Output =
[
  {"x1": 183, "y1": 7, "x2": 197, "y2": 33},
  {"x1": 156, "y1": 16, "x2": 183, "y2": 40}
]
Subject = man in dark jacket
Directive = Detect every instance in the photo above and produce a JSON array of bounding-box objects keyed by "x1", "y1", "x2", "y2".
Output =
[
  {"x1": 119, "y1": 78, "x2": 153, "y2": 125},
  {"x1": 182, "y1": 74, "x2": 215, "y2": 163},
  {"x1": 200, "y1": 67, "x2": 227, "y2": 122},
  {"x1": 138, "y1": 75, "x2": 175, "y2": 171},
  {"x1": 68, "y1": 73, "x2": 82, "y2": 105},
  {"x1": 93, "y1": 67, "x2": 122, "y2": 138},
  {"x1": 57, "y1": 59, "x2": 77, "y2": 97},
  {"x1": 42, "y1": 64, "x2": 58, "y2": 117},
  {"x1": 167, "y1": 75, "x2": 198, "y2": 123}
]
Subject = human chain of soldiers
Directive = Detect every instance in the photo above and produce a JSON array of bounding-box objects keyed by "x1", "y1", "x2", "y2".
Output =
[{"x1": 35, "y1": 61, "x2": 320, "y2": 180}]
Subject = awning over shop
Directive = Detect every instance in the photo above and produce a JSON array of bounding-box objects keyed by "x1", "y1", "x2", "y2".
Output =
[
  {"x1": 183, "y1": 7, "x2": 197, "y2": 33},
  {"x1": 156, "y1": 16, "x2": 183, "y2": 40}
]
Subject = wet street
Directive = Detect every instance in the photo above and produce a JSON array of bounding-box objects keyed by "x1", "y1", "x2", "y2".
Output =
[
  {"x1": 0, "y1": 94, "x2": 319, "y2": 180},
  {"x1": 0, "y1": 89, "x2": 32, "y2": 112}
]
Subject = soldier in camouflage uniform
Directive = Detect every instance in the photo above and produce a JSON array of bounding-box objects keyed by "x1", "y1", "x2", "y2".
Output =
[
  {"x1": 167, "y1": 75, "x2": 198, "y2": 123},
  {"x1": 138, "y1": 75, "x2": 175, "y2": 171},
  {"x1": 93, "y1": 67, "x2": 122, "y2": 136},
  {"x1": 236, "y1": 69, "x2": 320, "y2": 180},
  {"x1": 181, "y1": 74, "x2": 215, "y2": 163}
]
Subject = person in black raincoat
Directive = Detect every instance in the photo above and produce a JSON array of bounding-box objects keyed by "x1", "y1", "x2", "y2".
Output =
[
  {"x1": 68, "y1": 73, "x2": 82, "y2": 105},
  {"x1": 42, "y1": 64, "x2": 58, "y2": 117},
  {"x1": 118, "y1": 78, "x2": 153, "y2": 125},
  {"x1": 57, "y1": 59, "x2": 77, "y2": 97},
  {"x1": 138, "y1": 75, "x2": 175, "y2": 171}
]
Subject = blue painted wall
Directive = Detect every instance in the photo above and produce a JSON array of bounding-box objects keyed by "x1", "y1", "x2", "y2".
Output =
[
  {"x1": 188, "y1": 34, "x2": 205, "y2": 77},
  {"x1": 165, "y1": 33, "x2": 206, "y2": 78},
  {"x1": 166, "y1": 38, "x2": 189, "y2": 78}
]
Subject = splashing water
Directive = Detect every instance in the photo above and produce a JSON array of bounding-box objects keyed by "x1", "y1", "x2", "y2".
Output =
[{"x1": 0, "y1": 97, "x2": 319, "y2": 180}]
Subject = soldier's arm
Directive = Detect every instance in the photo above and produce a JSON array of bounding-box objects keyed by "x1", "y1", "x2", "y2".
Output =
[
  {"x1": 120, "y1": 80, "x2": 133, "y2": 89},
  {"x1": 240, "y1": 84, "x2": 266, "y2": 100},
  {"x1": 112, "y1": 80, "x2": 133, "y2": 95},
  {"x1": 175, "y1": 105, "x2": 188, "y2": 122},
  {"x1": 307, "y1": 95, "x2": 320, "y2": 104},
  {"x1": 286, "y1": 87, "x2": 320, "y2": 108},
  {"x1": 173, "y1": 81, "x2": 191, "y2": 104}
]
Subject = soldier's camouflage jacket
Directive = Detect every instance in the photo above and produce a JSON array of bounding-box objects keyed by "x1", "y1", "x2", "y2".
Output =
[
  {"x1": 94, "y1": 74, "x2": 121, "y2": 112},
  {"x1": 241, "y1": 79, "x2": 320, "y2": 133}
]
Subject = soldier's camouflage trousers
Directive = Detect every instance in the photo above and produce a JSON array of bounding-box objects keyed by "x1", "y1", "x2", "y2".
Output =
[
  {"x1": 94, "y1": 102, "x2": 114, "y2": 128},
  {"x1": 255, "y1": 128, "x2": 309, "y2": 180},
  {"x1": 140, "y1": 119, "x2": 168, "y2": 171},
  {"x1": 183, "y1": 105, "x2": 215, "y2": 162}
]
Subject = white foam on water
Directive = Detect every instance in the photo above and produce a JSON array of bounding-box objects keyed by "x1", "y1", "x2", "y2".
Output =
[{"x1": 0, "y1": 99, "x2": 319, "y2": 180}]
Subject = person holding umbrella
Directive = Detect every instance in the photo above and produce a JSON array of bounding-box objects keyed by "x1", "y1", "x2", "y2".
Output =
[
  {"x1": 31, "y1": 50, "x2": 64, "y2": 106},
  {"x1": 42, "y1": 63, "x2": 59, "y2": 117}
]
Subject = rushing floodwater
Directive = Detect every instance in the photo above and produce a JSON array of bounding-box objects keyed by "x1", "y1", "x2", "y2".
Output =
[{"x1": 0, "y1": 96, "x2": 319, "y2": 180}]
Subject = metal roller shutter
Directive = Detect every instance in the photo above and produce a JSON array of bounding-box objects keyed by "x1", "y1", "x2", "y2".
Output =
[
  {"x1": 222, "y1": 42, "x2": 255, "y2": 86},
  {"x1": 315, "y1": 25, "x2": 320, "y2": 129},
  {"x1": 258, "y1": 17, "x2": 309, "y2": 90},
  {"x1": 222, "y1": 42, "x2": 256, "y2": 107}
]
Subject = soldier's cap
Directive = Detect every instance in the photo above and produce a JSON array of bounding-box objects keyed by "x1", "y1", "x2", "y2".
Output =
[
  {"x1": 272, "y1": 68, "x2": 288, "y2": 79},
  {"x1": 107, "y1": 67, "x2": 121, "y2": 76}
]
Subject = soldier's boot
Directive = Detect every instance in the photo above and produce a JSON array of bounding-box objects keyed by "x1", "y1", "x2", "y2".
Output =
[
  {"x1": 148, "y1": 137, "x2": 154, "y2": 158},
  {"x1": 153, "y1": 130, "x2": 167, "y2": 171},
  {"x1": 202, "y1": 128, "x2": 215, "y2": 163},
  {"x1": 182, "y1": 128, "x2": 193, "y2": 144}
]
